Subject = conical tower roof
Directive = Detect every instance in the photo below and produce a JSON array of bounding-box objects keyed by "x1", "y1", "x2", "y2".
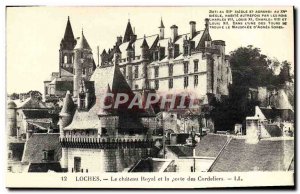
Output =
[
  {"x1": 60, "y1": 16, "x2": 76, "y2": 50},
  {"x1": 74, "y1": 29, "x2": 92, "y2": 50},
  {"x1": 123, "y1": 20, "x2": 134, "y2": 43},
  {"x1": 60, "y1": 91, "x2": 75, "y2": 116},
  {"x1": 159, "y1": 17, "x2": 165, "y2": 28},
  {"x1": 141, "y1": 35, "x2": 149, "y2": 48}
]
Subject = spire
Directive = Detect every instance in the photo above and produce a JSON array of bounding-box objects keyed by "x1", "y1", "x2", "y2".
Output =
[
  {"x1": 60, "y1": 91, "x2": 75, "y2": 116},
  {"x1": 60, "y1": 16, "x2": 76, "y2": 50},
  {"x1": 159, "y1": 17, "x2": 165, "y2": 28},
  {"x1": 123, "y1": 20, "x2": 134, "y2": 43},
  {"x1": 141, "y1": 35, "x2": 149, "y2": 48},
  {"x1": 74, "y1": 29, "x2": 91, "y2": 50}
]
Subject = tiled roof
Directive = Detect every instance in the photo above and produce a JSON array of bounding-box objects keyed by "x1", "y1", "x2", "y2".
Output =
[
  {"x1": 129, "y1": 158, "x2": 173, "y2": 172},
  {"x1": 22, "y1": 133, "x2": 61, "y2": 163},
  {"x1": 167, "y1": 145, "x2": 193, "y2": 157},
  {"x1": 260, "y1": 108, "x2": 294, "y2": 121},
  {"x1": 194, "y1": 134, "x2": 229, "y2": 157},
  {"x1": 17, "y1": 98, "x2": 48, "y2": 109},
  {"x1": 8, "y1": 142, "x2": 25, "y2": 161},
  {"x1": 22, "y1": 109, "x2": 51, "y2": 119},
  {"x1": 211, "y1": 138, "x2": 294, "y2": 172},
  {"x1": 28, "y1": 162, "x2": 62, "y2": 172}
]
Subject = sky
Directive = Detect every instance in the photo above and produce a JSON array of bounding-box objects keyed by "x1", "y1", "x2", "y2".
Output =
[{"x1": 6, "y1": 6, "x2": 294, "y2": 94}]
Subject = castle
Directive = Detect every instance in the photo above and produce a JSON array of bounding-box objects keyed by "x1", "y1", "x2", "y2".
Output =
[{"x1": 16, "y1": 16, "x2": 233, "y2": 173}]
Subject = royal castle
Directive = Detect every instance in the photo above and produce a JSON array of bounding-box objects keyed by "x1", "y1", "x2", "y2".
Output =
[{"x1": 8, "y1": 16, "x2": 233, "y2": 173}]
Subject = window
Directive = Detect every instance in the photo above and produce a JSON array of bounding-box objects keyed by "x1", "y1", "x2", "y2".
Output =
[
  {"x1": 64, "y1": 55, "x2": 67, "y2": 63},
  {"x1": 123, "y1": 67, "x2": 126, "y2": 77},
  {"x1": 74, "y1": 157, "x2": 81, "y2": 173},
  {"x1": 135, "y1": 85, "x2": 139, "y2": 90},
  {"x1": 82, "y1": 68, "x2": 86, "y2": 75},
  {"x1": 145, "y1": 80, "x2": 149, "y2": 89},
  {"x1": 101, "y1": 128, "x2": 107, "y2": 136},
  {"x1": 184, "y1": 76, "x2": 189, "y2": 88},
  {"x1": 134, "y1": 66, "x2": 139, "y2": 78},
  {"x1": 155, "y1": 80, "x2": 159, "y2": 90},
  {"x1": 184, "y1": 62, "x2": 189, "y2": 74},
  {"x1": 184, "y1": 46, "x2": 189, "y2": 55},
  {"x1": 194, "y1": 60, "x2": 198, "y2": 72},
  {"x1": 169, "y1": 79, "x2": 173, "y2": 89},
  {"x1": 42, "y1": 150, "x2": 54, "y2": 161},
  {"x1": 155, "y1": 67, "x2": 159, "y2": 78},
  {"x1": 168, "y1": 64, "x2": 173, "y2": 76},
  {"x1": 89, "y1": 68, "x2": 93, "y2": 73},
  {"x1": 194, "y1": 75, "x2": 198, "y2": 86},
  {"x1": 80, "y1": 52, "x2": 84, "y2": 58},
  {"x1": 154, "y1": 51, "x2": 159, "y2": 61}
]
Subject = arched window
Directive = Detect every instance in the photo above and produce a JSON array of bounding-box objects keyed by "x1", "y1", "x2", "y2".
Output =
[{"x1": 64, "y1": 55, "x2": 67, "y2": 64}]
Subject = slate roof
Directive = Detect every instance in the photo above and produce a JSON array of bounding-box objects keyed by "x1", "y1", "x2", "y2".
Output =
[
  {"x1": 260, "y1": 108, "x2": 294, "y2": 121},
  {"x1": 22, "y1": 133, "x2": 61, "y2": 163},
  {"x1": 167, "y1": 145, "x2": 194, "y2": 157},
  {"x1": 17, "y1": 98, "x2": 48, "y2": 109},
  {"x1": 129, "y1": 158, "x2": 173, "y2": 172},
  {"x1": 28, "y1": 162, "x2": 62, "y2": 172},
  {"x1": 123, "y1": 21, "x2": 134, "y2": 43},
  {"x1": 60, "y1": 17, "x2": 76, "y2": 50},
  {"x1": 22, "y1": 109, "x2": 51, "y2": 119},
  {"x1": 60, "y1": 91, "x2": 75, "y2": 116},
  {"x1": 74, "y1": 31, "x2": 91, "y2": 50},
  {"x1": 194, "y1": 134, "x2": 229, "y2": 158},
  {"x1": 211, "y1": 138, "x2": 294, "y2": 172},
  {"x1": 8, "y1": 143, "x2": 25, "y2": 161}
]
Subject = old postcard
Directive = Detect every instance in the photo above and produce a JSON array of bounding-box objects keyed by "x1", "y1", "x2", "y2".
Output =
[{"x1": 6, "y1": 6, "x2": 294, "y2": 188}]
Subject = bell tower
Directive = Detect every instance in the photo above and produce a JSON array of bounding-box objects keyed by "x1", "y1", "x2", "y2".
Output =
[{"x1": 59, "y1": 16, "x2": 77, "y2": 76}]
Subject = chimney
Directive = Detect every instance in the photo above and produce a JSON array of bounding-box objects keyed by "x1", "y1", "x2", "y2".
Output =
[
  {"x1": 205, "y1": 18, "x2": 209, "y2": 29},
  {"x1": 116, "y1": 36, "x2": 122, "y2": 46},
  {"x1": 189, "y1": 21, "x2": 196, "y2": 39},
  {"x1": 170, "y1": 25, "x2": 178, "y2": 43}
]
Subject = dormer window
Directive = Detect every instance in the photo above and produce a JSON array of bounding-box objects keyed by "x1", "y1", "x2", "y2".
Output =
[
  {"x1": 42, "y1": 150, "x2": 54, "y2": 161},
  {"x1": 78, "y1": 91, "x2": 86, "y2": 110}
]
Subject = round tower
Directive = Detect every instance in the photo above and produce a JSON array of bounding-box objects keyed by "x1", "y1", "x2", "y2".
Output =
[
  {"x1": 59, "y1": 91, "x2": 75, "y2": 135},
  {"x1": 7, "y1": 100, "x2": 17, "y2": 137},
  {"x1": 73, "y1": 30, "x2": 93, "y2": 102}
]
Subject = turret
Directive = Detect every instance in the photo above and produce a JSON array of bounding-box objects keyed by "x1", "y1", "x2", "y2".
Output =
[
  {"x1": 159, "y1": 18, "x2": 165, "y2": 40},
  {"x1": 59, "y1": 91, "x2": 75, "y2": 134},
  {"x1": 73, "y1": 29, "x2": 93, "y2": 101},
  {"x1": 141, "y1": 35, "x2": 149, "y2": 60},
  {"x1": 7, "y1": 100, "x2": 17, "y2": 137},
  {"x1": 126, "y1": 43, "x2": 134, "y2": 61},
  {"x1": 123, "y1": 20, "x2": 134, "y2": 43},
  {"x1": 114, "y1": 46, "x2": 121, "y2": 65}
]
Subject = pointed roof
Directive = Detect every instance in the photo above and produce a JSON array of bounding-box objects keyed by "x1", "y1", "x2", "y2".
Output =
[
  {"x1": 123, "y1": 20, "x2": 134, "y2": 43},
  {"x1": 60, "y1": 16, "x2": 76, "y2": 50},
  {"x1": 60, "y1": 91, "x2": 75, "y2": 116},
  {"x1": 126, "y1": 42, "x2": 134, "y2": 51},
  {"x1": 101, "y1": 49, "x2": 107, "y2": 55},
  {"x1": 74, "y1": 30, "x2": 91, "y2": 50},
  {"x1": 141, "y1": 35, "x2": 149, "y2": 48},
  {"x1": 114, "y1": 45, "x2": 121, "y2": 53},
  {"x1": 159, "y1": 17, "x2": 165, "y2": 28}
]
